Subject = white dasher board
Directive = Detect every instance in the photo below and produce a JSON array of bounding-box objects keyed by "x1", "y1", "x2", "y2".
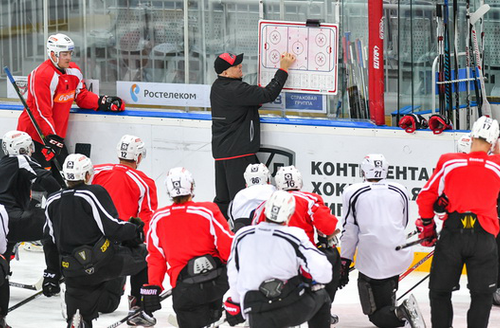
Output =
[{"x1": 258, "y1": 20, "x2": 339, "y2": 95}]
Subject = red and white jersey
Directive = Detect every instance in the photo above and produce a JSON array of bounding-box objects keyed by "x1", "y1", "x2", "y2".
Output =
[
  {"x1": 93, "y1": 164, "x2": 158, "y2": 233},
  {"x1": 253, "y1": 190, "x2": 338, "y2": 243},
  {"x1": 17, "y1": 59, "x2": 99, "y2": 143},
  {"x1": 417, "y1": 151, "x2": 500, "y2": 236},
  {"x1": 146, "y1": 201, "x2": 233, "y2": 289}
]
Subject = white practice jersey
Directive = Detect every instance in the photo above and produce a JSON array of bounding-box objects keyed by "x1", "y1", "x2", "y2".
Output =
[
  {"x1": 228, "y1": 184, "x2": 276, "y2": 221},
  {"x1": 340, "y1": 179, "x2": 413, "y2": 279},
  {"x1": 0, "y1": 205, "x2": 8, "y2": 254},
  {"x1": 227, "y1": 221, "x2": 332, "y2": 316}
]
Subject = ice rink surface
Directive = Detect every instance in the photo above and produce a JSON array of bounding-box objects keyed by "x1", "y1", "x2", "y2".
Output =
[{"x1": 6, "y1": 248, "x2": 500, "y2": 328}]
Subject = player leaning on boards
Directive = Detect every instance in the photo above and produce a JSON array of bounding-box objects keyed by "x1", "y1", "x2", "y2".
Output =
[
  {"x1": 43, "y1": 154, "x2": 146, "y2": 328},
  {"x1": 416, "y1": 116, "x2": 500, "y2": 328},
  {"x1": 142, "y1": 167, "x2": 233, "y2": 328},
  {"x1": 225, "y1": 190, "x2": 332, "y2": 327},
  {"x1": 16, "y1": 33, "x2": 124, "y2": 186},
  {"x1": 93, "y1": 135, "x2": 157, "y2": 314},
  {"x1": 339, "y1": 154, "x2": 425, "y2": 328},
  {"x1": 210, "y1": 51, "x2": 296, "y2": 219},
  {"x1": 228, "y1": 163, "x2": 276, "y2": 232}
]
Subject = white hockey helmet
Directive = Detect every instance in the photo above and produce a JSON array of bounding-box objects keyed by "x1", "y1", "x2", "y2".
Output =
[
  {"x1": 275, "y1": 165, "x2": 303, "y2": 191},
  {"x1": 457, "y1": 134, "x2": 472, "y2": 153},
  {"x1": 2, "y1": 130, "x2": 34, "y2": 156},
  {"x1": 264, "y1": 190, "x2": 296, "y2": 224},
  {"x1": 165, "y1": 167, "x2": 195, "y2": 198},
  {"x1": 47, "y1": 33, "x2": 74, "y2": 62},
  {"x1": 471, "y1": 116, "x2": 500, "y2": 146},
  {"x1": 63, "y1": 153, "x2": 94, "y2": 182},
  {"x1": 360, "y1": 154, "x2": 388, "y2": 180},
  {"x1": 116, "y1": 135, "x2": 146, "y2": 162},
  {"x1": 244, "y1": 163, "x2": 271, "y2": 186}
]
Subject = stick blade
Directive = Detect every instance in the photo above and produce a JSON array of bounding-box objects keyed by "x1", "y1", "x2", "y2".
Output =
[{"x1": 470, "y1": 4, "x2": 490, "y2": 25}]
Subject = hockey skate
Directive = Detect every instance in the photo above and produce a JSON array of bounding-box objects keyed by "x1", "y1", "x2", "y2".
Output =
[
  {"x1": 493, "y1": 288, "x2": 500, "y2": 306},
  {"x1": 396, "y1": 294, "x2": 426, "y2": 328},
  {"x1": 127, "y1": 310, "x2": 156, "y2": 327},
  {"x1": 0, "y1": 315, "x2": 11, "y2": 328},
  {"x1": 330, "y1": 313, "x2": 339, "y2": 325},
  {"x1": 61, "y1": 282, "x2": 67, "y2": 319},
  {"x1": 69, "y1": 309, "x2": 86, "y2": 328}
]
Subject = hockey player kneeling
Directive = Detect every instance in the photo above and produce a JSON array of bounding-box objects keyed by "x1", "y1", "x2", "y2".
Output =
[
  {"x1": 143, "y1": 167, "x2": 233, "y2": 328},
  {"x1": 225, "y1": 190, "x2": 332, "y2": 327},
  {"x1": 44, "y1": 154, "x2": 147, "y2": 328}
]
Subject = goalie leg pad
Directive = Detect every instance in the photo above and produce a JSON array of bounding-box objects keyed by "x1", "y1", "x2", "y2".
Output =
[{"x1": 358, "y1": 278, "x2": 377, "y2": 315}]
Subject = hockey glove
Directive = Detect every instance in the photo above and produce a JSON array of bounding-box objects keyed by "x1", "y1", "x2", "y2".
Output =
[
  {"x1": 339, "y1": 258, "x2": 352, "y2": 289},
  {"x1": 415, "y1": 218, "x2": 437, "y2": 247},
  {"x1": 123, "y1": 217, "x2": 145, "y2": 248},
  {"x1": 42, "y1": 270, "x2": 61, "y2": 297},
  {"x1": 224, "y1": 297, "x2": 245, "y2": 326},
  {"x1": 41, "y1": 134, "x2": 64, "y2": 161},
  {"x1": 140, "y1": 285, "x2": 162, "y2": 315},
  {"x1": 399, "y1": 114, "x2": 428, "y2": 133},
  {"x1": 429, "y1": 114, "x2": 452, "y2": 134},
  {"x1": 98, "y1": 95, "x2": 125, "y2": 112},
  {"x1": 433, "y1": 194, "x2": 449, "y2": 220}
]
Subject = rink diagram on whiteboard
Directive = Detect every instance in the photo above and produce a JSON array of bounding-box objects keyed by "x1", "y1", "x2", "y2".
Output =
[{"x1": 258, "y1": 20, "x2": 339, "y2": 94}]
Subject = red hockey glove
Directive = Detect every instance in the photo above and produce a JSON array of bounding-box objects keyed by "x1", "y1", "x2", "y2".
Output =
[
  {"x1": 429, "y1": 114, "x2": 452, "y2": 134},
  {"x1": 140, "y1": 285, "x2": 162, "y2": 315},
  {"x1": 98, "y1": 95, "x2": 125, "y2": 112},
  {"x1": 338, "y1": 258, "x2": 352, "y2": 289},
  {"x1": 433, "y1": 194, "x2": 449, "y2": 220},
  {"x1": 399, "y1": 114, "x2": 428, "y2": 133},
  {"x1": 41, "y1": 147, "x2": 56, "y2": 161},
  {"x1": 415, "y1": 218, "x2": 437, "y2": 247},
  {"x1": 224, "y1": 297, "x2": 245, "y2": 326}
]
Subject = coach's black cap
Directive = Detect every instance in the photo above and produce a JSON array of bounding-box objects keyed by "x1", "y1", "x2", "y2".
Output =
[{"x1": 214, "y1": 53, "x2": 244, "y2": 74}]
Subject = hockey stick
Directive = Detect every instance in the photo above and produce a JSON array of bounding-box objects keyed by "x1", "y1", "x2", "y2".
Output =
[
  {"x1": 9, "y1": 277, "x2": 43, "y2": 291},
  {"x1": 395, "y1": 236, "x2": 434, "y2": 251},
  {"x1": 397, "y1": 273, "x2": 430, "y2": 301},
  {"x1": 436, "y1": 4, "x2": 446, "y2": 116},
  {"x1": 452, "y1": 0, "x2": 460, "y2": 128},
  {"x1": 399, "y1": 250, "x2": 434, "y2": 281},
  {"x1": 3, "y1": 66, "x2": 65, "y2": 179},
  {"x1": 465, "y1": 0, "x2": 482, "y2": 118},
  {"x1": 8, "y1": 289, "x2": 43, "y2": 312},
  {"x1": 470, "y1": 4, "x2": 492, "y2": 117},
  {"x1": 443, "y1": 0, "x2": 453, "y2": 120},
  {"x1": 106, "y1": 289, "x2": 173, "y2": 328}
]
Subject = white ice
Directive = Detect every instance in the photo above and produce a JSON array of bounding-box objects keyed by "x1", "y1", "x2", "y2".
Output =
[{"x1": 7, "y1": 248, "x2": 500, "y2": 327}]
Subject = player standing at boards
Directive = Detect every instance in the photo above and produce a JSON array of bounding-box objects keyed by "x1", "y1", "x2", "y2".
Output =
[
  {"x1": 210, "y1": 52, "x2": 295, "y2": 218},
  {"x1": 339, "y1": 154, "x2": 424, "y2": 328},
  {"x1": 43, "y1": 154, "x2": 147, "y2": 327},
  {"x1": 92, "y1": 134, "x2": 157, "y2": 313},
  {"x1": 416, "y1": 116, "x2": 500, "y2": 328},
  {"x1": 17, "y1": 33, "x2": 124, "y2": 186},
  {"x1": 142, "y1": 167, "x2": 233, "y2": 328},
  {"x1": 228, "y1": 163, "x2": 276, "y2": 232},
  {"x1": 225, "y1": 190, "x2": 332, "y2": 327}
]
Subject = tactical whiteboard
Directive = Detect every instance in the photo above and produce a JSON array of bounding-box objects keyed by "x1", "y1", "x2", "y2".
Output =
[{"x1": 258, "y1": 20, "x2": 339, "y2": 95}]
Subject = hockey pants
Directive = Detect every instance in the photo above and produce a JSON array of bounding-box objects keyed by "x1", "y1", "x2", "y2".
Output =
[
  {"x1": 247, "y1": 288, "x2": 331, "y2": 328},
  {"x1": 64, "y1": 244, "x2": 147, "y2": 327},
  {"x1": 357, "y1": 272, "x2": 405, "y2": 328},
  {"x1": 214, "y1": 155, "x2": 259, "y2": 220},
  {"x1": 429, "y1": 224, "x2": 497, "y2": 328}
]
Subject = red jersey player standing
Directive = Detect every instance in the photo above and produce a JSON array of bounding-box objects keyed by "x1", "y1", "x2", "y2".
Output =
[
  {"x1": 417, "y1": 116, "x2": 500, "y2": 328},
  {"x1": 17, "y1": 33, "x2": 125, "y2": 186},
  {"x1": 142, "y1": 167, "x2": 233, "y2": 327},
  {"x1": 252, "y1": 165, "x2": 340, "y2": 322},
  {"x1": 92, "y1": 134, "x2": 157, "y2": 315}
]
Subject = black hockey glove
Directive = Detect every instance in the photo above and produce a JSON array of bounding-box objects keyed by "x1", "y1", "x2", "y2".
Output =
[
  {"x1": 98, "y1": 95, "x2": 125, "y2": 112},
  {"x1": 123, "y1": 217, "x2": 145, "y2": 248},
  {"x1": 338, "y1": 258, "x2": 352, "y2": 289},
  {"x1": 140, "y1": 285, "x2": 162, "y2": 315},
  {"x1": 42, "y1": 134, "x2": 64, "y2": 161},
  {"x1": 224, "y1": 297, "x2": 245, "y2": 326},
  {"x1": 42, "y1": 270, "x2": 61, "y2": 297},
  {"x1": 399, "y1": 114, "x2": 428, "y2": 133}
]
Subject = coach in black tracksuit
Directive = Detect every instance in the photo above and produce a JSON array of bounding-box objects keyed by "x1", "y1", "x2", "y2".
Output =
[
  {"x1": 44, "y1": 154, "x2": 146, "y2": 327},
  {"x1": 210, "y1": 52, "x2": 295, "y2": 218}
]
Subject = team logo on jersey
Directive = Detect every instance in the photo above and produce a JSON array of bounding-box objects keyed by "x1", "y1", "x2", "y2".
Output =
[
  {"x1": 257, "y1": 145, "x2": 295, "y2": 178},
  {"x1": 54, "y1": 91, "x2": 76, "y2": 103}
]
